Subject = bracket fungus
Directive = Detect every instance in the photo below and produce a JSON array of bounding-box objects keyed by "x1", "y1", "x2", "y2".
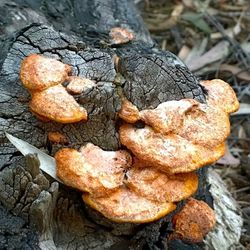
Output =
[
  {"x1": 55, "y1": 144, "x2": 201, "y2": 223},
  {"x1": 20, "y1": 54, "x2": 88, "y2": 123},
  {"x1": 170, "y1": 198, "x2": 216, "y2": 243},
  {"x1": 119, "y1": 79, "x2": 239, "y2": 174},
  {"x1": 19, "y1": 54, "x2": 239, "y2": 227},
  {"x1": 66, "y1": 76, "x2": 96, "y2": 95},
  {"x1": 109, "y1": 27, "x2": 134, "y2": 45}
]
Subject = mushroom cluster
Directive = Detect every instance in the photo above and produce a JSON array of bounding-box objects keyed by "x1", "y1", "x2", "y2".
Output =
[
  {"x1": 20, "y1": 54, "x2": 92, "y2": 123},
  {"x1": 20, "y1": 55, "x2": 239, "y2": 241}
]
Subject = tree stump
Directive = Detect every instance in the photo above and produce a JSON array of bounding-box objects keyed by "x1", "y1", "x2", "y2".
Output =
[{"x1": 0, "y1": 0, "x2": 243, "y2": 249}]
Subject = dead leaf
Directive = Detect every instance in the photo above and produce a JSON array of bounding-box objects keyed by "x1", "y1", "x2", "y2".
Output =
[
  {"x1": 187, "y1": 41, "x2": 229, "y2": 71},
  {"x1": 5, "y1": 132, "x2": 61, "y2": 182},
  {"x1": 219, "y1": 64, "x2": 250, "y2": 81},
  {"x1": 216, "y1": 144, "x2": 240, "y2": 166},
  {"x1": 232, "y1": 103, "x2": 250, "y2": 116},
  {"x1": 181, "y1": 12, "x2": 211, "y2": 34},
  {"x1": 178, "y1": 45, "x2": 191, "y2": 61}
]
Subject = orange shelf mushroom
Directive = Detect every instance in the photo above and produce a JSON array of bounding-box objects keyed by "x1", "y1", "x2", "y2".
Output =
[
  {"x1": 20, "y1": 54, "x2": 88, "y2": 123},
  {"x1": 126, "y1": 167, "x2": 198, "y2": 203},
  {"x1": 170, "y1": 198, "x2": 216, "y2": 243},
  {"x1": 119, "y1": 79, "x2": 239, "y2": 174},
  {"x1": 20, "y1": 54, "x2": 71, "y2": 91},
  {"x1": 55, "y1": 144, "x2": 201, "y2": 223},
  {"x1": 19, "y1": 55, "x2": 238, "y2": 227},
  {"x1": 66, "y1": 76, "x2": 96, "y2": 95},
  {"x1": 30, "y1": 85, "x2": 87, "y2": 123},
  {"x1": 120, "y1": 124, "x2": 225, "y2": 174},
  {"x1": 55, "y1": 143, "x2": 131, "y2": 197},
  {"x1": 83, "y1": 188, "x2": 176, "y2": 223}
]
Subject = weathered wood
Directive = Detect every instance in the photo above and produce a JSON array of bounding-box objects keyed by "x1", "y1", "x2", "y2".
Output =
[{"x1": 0, "y1": 0, "x2": 242, "y2": 249}]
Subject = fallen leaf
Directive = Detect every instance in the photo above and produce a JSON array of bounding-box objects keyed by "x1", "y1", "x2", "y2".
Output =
[
  {"x1": 187, "y1": 41, "x2": 229, "y2": 71},
  {"x1": 232, "y1": 103, "x2": 250, "y2": 116},
  {"x1": 216, "y1": 144, "x2": 240, "y2": 166},
  {"x1": 5, "y1": 132, "x2": 61, "y2": 182},
  {"x1": 182, "y1": 12, "x2": 211, "y2": 34},
  {"x1": 219, "y1": 64, "x2": 250, "y2": 81}
]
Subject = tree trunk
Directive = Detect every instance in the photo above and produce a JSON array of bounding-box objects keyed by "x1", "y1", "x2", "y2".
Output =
[{"x1": 0, "y1": 0, "x2": 242, "y2": 249}]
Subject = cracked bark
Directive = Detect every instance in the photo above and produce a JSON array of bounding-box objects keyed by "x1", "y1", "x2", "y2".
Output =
[{"x1": 0, "y1": 0, "x2": 242, "y2": 249}]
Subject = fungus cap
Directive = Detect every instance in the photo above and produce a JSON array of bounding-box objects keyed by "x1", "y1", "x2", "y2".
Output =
[
  {"x1": 109, "y1": 27, "x2": 134, "y2": 45},
  {"x1": 171, "y1": 198, "x2": 216, "y2": 242},
  {"x1": 20, "y1": 54, "x2": 71, "y2": 91},
  {"x1": 200, "y1": 79, "x2": 239, "y2": 113},
  {"x1": 30, "y1": 85, "x2": 87, "y2": 123},
  {"x1": 48, "y1": 132, "x2": 68, "y2": 144},
  {"x1": 55, "y1": 143, "x2": 131, "y2": 197},
  {"x1": 66, "y1": 76, "x2": 96, "y2": 95},
  {"x1": 118, "y1": 99, "x2": 140, "y2": 123},
  {"x1": 126, "y1": 167, "x2": 198, "y2": 202},
  {"x1": 120, "y1": 124, "x2": 225, "y2": 174},
  {"x1": 140, "y1": 99, "x2": 198, "y2": 134},
  {"x1": 82, "y1": 188, "x2": 176, "y2": 223},
  {"x1": 140, "y1": 99, "x2": 231, "y2": 148}
]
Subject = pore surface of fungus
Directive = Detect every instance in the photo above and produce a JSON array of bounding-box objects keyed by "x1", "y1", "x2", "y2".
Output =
[{"x1": 171, "y1": 198, "x2": 216, "y2": 243}]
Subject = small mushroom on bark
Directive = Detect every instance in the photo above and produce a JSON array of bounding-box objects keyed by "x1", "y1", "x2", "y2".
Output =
[
  {"x1": 118, "y1": 99, "x2": 140, "y2": 123},
  {"x1": 20, "y1": 54, "x2": 88, "y2": 123},
  {"x1": 109, "y1": 27, "x2": 134, "y2": 45},
  {"x1": 66, "y1": 76, "x2": 96, "y2": 95},
  {"x1": 48, "y1": 132, "x2": 68, "y2": 144},
  {"x1": 170, "y1": 198, "x2": 216, "y2": 243}
]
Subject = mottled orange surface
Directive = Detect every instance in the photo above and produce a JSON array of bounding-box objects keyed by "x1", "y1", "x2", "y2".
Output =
[
  {"x1": 55, "y1": 143, "x2": 131, "y2": 197},
  {"x1": 20, "y1": 54, "x2": 89, "y2": 123},
  {"x1": 171, "y1": 198, "x2": 216, "y2": 242},
  {"x1": 119, "y1": 79, "x2": 239, "y2": 174},
  {"x1": 109, "y1": 27, "x2": 134, "y2": 44},
  {"x1": 201, "y1": 79, "x2": 239, "y2": 113},
  {"x1": 118, "y1": 99, "x2": 140, "y2": 123},
  {"x1": 120, "y1": 124, "x2": 225, "y2": 174},
  {"x1": 30, "y1": 85, "x2": 87, "y2": 123},
  {"x1": 48, "y1": 132, "x2": 68, "y2": 144},
  {"x1": 20, "y1": 54, "x2": 71, "y2": 91},
  {"x1": 83, "y1": 188, "x2": 176, "y2": 223},
  {"x1": 126, "y1": 167, "x2": 198, "y2": 202},
  {"x1": 66, "y1": 76, "x2": 96, "y2": 94}
]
